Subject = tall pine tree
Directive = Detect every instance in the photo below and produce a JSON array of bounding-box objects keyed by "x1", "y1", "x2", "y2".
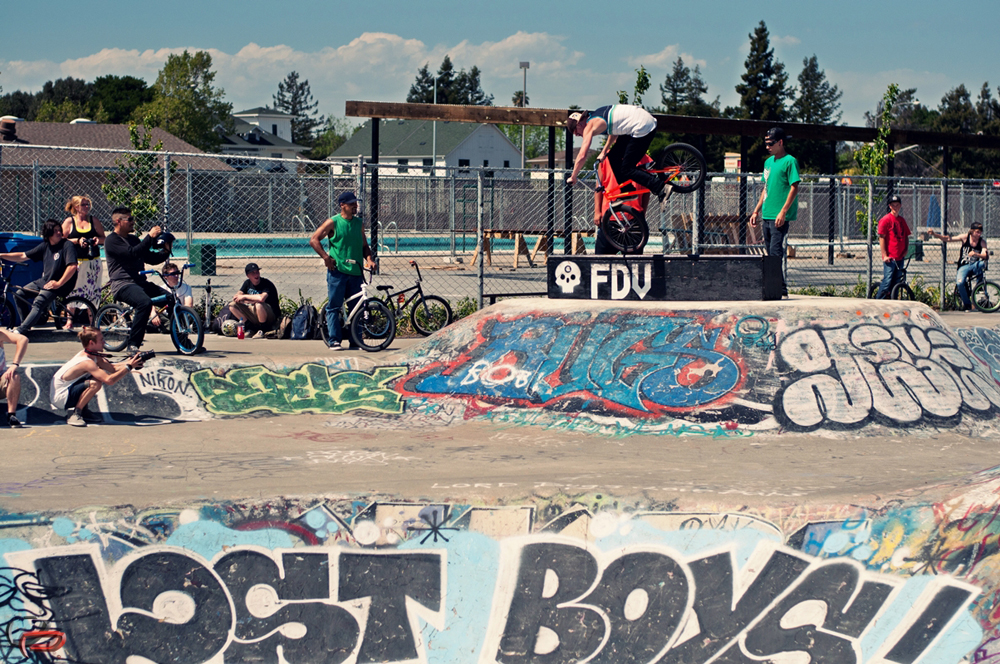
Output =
[
  {"x1": 791, "y1": 55, "x2": 842, "y2": 172},
  {"x1": 734, "y1": 21, "x2": 793, "y2": 170},
  {"x1": 653, "y1": 58, "x2": 724, "y2": 170},
  {"x1": 405, "y1": 56, "x2": 492, "y2": 105},
  {"x1": 273, "y1": 71, "x2": 325, "y2": 147}
]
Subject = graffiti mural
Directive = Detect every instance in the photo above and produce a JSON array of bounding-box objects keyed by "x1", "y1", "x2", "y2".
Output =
[
  {"x1": 399, "y1": 310, "x2": 746, "y2": 417},
  {"x1": 190, "y1": 364, "x2": 407, "y2": 416},
  {"x1": 4, "y1": 488, "x2": 1000, "y2": 664},
  {"x1": 956, "y1": 326, "x2": 1000, "y2": 384},
  {"x1": 776, "y1": 320, "x2": 1000, "y2": 430}
]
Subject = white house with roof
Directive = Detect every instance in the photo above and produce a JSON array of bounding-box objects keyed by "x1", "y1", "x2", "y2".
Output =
[
  {"x1": 219, "y1": 107, "x2": 309, "y2": 167},
  {"x1": 329, "y1": 119, "x2": 522, "y2": 176}
]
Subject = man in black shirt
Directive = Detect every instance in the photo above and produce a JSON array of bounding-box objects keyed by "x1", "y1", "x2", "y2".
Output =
[
  {"x1": 231, "y1": 262, "x2": 279, "y2": 337},
  {"x1": 104, "y1": 207, "x2": 168, "y2": 351},
  {"x1": 0, "y1": 219, "x2": 78, "y2": 335}
]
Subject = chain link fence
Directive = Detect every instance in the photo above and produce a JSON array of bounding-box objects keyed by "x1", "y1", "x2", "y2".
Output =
[{"x1": 3, "y1": 143, "x2": 998, "y2": 319}]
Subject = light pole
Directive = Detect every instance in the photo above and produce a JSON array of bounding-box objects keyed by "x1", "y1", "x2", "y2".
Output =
[{"x1": 519, "y1": 61, "x2": 529, "y2": 170}]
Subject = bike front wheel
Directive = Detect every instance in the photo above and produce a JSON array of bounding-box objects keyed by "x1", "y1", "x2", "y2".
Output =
[
  {"x1": 600, "y1": 205, "x2": 648, "y2": 254},
  {"x1": 171, "y1": 305, "x2": 204, "y2": 355},
  {"x1": 411, "y1": 295, "x2": 453, "y2": 336},
  {"x1": 973, "y1": 281, "x2": 1000, "y2": 313},
  {"x1": 0, "y1": 299, "x2": 15, "y2": 329},
  {"x1": 350, "y1": 299, "x2": 396, "y2": 352},
  {"x1": 654, "y1": 143, "x2": 707, "y2": 193},
  {"x1": 95, "y1": 304, "x2": 132, "y2": 352},
  {"x1": 51, "y1": 296, "x2": 98, "y2": 330}
]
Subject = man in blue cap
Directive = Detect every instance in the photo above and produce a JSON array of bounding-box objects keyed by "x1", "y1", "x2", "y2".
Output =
[{"x1": 309, "y1": 191, "x2": 375, "y2": 350}]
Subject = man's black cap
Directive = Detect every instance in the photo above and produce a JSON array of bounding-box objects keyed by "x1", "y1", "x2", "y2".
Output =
[
  {"x1": 765, "y1": 127, "x2": 789, "y2": 142},
  {"x1": 245, "y1": 262, "x2": 260, "y2": 274}
]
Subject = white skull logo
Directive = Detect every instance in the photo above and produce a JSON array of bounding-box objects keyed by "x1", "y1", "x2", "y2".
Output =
[{"x1": 555, "y1": 261, "x2": 581, "y2": 294}]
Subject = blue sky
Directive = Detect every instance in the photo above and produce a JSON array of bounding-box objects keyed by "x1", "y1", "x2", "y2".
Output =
[{"x1": 2, "y1": 0, "x2": 998, "y2": 127}]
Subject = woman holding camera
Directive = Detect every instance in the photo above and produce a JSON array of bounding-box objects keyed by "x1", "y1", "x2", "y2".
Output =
[{"x1": 62, "y1": 195, "x2": 106, "y2": 327}]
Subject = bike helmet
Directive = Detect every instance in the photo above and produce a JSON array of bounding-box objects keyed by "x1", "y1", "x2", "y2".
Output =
[{"x1": 222, "y1": 319, "x2": 239, "y2": 337}]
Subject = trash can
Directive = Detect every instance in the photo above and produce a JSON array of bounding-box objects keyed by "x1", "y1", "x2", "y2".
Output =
[
  {"x1": 189, "y1": 243, "x2": 216, "y2": 276},
  {"x1": 0, "y1": 232, "x2": 44, "y2": 287}
]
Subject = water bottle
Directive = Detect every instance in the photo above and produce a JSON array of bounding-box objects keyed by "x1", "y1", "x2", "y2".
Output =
[{"x1": 237, "y1": 323, "x2": 245, "y2": 340}]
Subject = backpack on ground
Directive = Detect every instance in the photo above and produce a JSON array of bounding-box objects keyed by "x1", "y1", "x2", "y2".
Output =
[
  {"x1": 274, "y1": 315, "x2": 294, "y2": 339},
  {"x1": 290, "y1": 304, "x2": 320, "y2": 340},
  {"x1": 211, "y1": 305, "x2": 236, "y2": 335}
]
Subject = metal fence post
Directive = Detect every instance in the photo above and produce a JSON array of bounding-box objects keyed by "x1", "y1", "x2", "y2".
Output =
[
  {"x1": 866, "y1": 178, "x2": 874, "y2": 294},
  {"x1": 163, "y1": 153, "x2": 171, "y2": 226},
  {"x1": 267, "y1": 178, "x2": 274, "y2": 233},
  {"x1": 449, "y1": 170, "x2": 457, "y2": 259},
  {"x1": 827, "y1": 176, "x2": 836, "y2": 264},
  {"x1": 32, "y1": 160, "x2": 40, "y2": 236},
  {"x1": 940, "y1": 179, "x2": 947, "y2": 309},
  {"x1": 692, "y1": 190, "x2": 701, "y2": 255},
  {"x1": 185, "y1": 165, "x2": 193, "y2": 253},
  {"x1": 477, "y1": 168, "x2": 484, "y2": 309}
]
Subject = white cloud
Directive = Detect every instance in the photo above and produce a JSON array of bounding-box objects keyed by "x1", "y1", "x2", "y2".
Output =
[
  {"x1": 772, "y1": 35, "x2": 801, "y2": 47},
  {"x1": 628, "y1": 45, "x2": 706, "y2": 71}
]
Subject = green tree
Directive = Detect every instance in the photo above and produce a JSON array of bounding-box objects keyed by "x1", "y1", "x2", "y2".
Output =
[
  {"x1": 790, "y1": 55, "x2": 842, "y2": 172},
  {"x1": 617, "y1": 66, "x2": 650, "y2": 106},
  {"x1": 512, "y1": 90, "x2": 528, "y2": 107},
  {"x1": 92, "y1": 75, "x2": 155, "y2": 124},
  {"x1": 101, "y1": 115, "x2": 176, "y2": 228},
  {"x1": 651, "y1": 58, "x2": 725, "y2": 171},
  {"x1": 734, "y1": 20, "x2": 793, "y2": 170},
  {"x1": 853, "y1": 83, "x2": 899, "y2": 237},
  {"x1": 39, "y1": 77, "x2": 92, "y2": 106},
  {"x1": 35, "y1": 99, "x2": 109, "y2": 123},
  {"x1": 135, "y1": 50, "x2": 233, "y2": 152},
  {"x1": 310, "y1": 117, "x2": 359, "y2": 159},
  {"x1": 273, "y1": 71, "x2": 325, "y2": 147},
  {"x1": 406, "y1": 56, "x2": 493, "y2": 105}
]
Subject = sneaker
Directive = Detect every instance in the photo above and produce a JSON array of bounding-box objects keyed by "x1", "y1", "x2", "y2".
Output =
[
  {"x1": 66, "y1": 411, "x2": 86, "y2": 427},
  {"x1": 251, "y1": 330, "x2": 264, "y2": 339},
  {"x1": 79, "y1": 406, "x2": 103, "y2": 424},
  {"x1": 328, "y1": 342, "x2": 345, "y2": 351},
  {"x1": 6, "y1": 413, "x2": 22, "y2": 428}
]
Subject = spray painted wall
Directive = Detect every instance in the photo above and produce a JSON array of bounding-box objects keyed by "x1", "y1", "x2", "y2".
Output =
[{"x1": 4, "y1": 476, "x2": 1000, "y2": 663}]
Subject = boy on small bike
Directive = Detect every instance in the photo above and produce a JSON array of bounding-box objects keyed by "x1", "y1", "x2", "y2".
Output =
[
  {"x1": 928, "y1": 221, "x2": 988, "y2": 310},
  {"x1": 873, "y1": 194, "x2": 911, "y2": 299}
]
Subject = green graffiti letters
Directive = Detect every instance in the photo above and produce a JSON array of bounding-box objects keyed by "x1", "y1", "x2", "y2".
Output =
[{"x1": 190, "y1": 364, "x2": 407, "y2": 415}]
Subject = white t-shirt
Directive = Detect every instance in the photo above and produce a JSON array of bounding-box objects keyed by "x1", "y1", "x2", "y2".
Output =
[{"x1": 161, "y1": 281, "x2": 193, "y2": 304}]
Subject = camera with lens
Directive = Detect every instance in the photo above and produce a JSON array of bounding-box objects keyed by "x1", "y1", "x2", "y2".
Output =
[{"x1": 134, "y1": 350, "x2": 156, "y2": 363}]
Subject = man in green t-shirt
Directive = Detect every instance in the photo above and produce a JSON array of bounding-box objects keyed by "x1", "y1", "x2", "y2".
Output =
[
  {"x1": 309, "y1": 191, "x2": 375, "y2": 349},
  {"x1": 750, "y1": 127, "x2": 800, "y2": 297}
]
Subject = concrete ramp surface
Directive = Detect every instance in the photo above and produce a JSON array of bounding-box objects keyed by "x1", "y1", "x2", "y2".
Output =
[{"x1": 397, "y1": 297, "x2": 1000, "y2": 436}]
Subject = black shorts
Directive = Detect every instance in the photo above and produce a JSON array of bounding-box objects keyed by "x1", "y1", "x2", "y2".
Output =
[{"x1": 65, "y1": 378, "x2": 90, "y2": 410}]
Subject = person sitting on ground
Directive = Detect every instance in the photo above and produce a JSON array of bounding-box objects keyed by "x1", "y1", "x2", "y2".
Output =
[
  {"x1": 149, "y1": 261, "x2": 194, "y2": 331},
  {"x1": 567, "y1": 105, "x2": 666, "y2": 200},
  {"x1": 50, "y1": 326, "x2": 146, "y2": 427},
  {"x1": 928, "y1": 221, "x2": 989, "y2": 310},
  {"x1": 0, "y1": 220, "x2": 78, "y2": 334},
  {"x1": 0, "y1": 327, "x2": 28, "y2": 428},
  {"x1": 103, "y1": 207, "x2": 169, "y2": 352},
  {"x1": 230, "y1": 262, "x2": 279, "y2": 338}
]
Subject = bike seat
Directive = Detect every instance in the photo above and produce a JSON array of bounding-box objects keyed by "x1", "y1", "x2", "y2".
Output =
[{"x1": 376, "y1": 285, "x2": 393, "y2": 292}]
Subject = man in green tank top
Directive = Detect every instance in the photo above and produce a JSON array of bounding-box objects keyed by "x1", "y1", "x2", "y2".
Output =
[{"x1": 309, "y1": 191, "x2": 375, "y2": 349}]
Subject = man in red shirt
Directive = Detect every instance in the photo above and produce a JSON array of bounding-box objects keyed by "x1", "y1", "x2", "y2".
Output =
[{"x1": 875, "y1": 194, "x2": 911, "y2": 299}]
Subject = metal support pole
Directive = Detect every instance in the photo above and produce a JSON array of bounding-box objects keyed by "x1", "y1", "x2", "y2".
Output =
[
  {"x1": 477, "y1": 169, "x2": 484, "y2": 310},
  {"x1": 738, "y1": 135, "x2": 749, "y2": 254},
  {"x1": 697, "y1": 135, "x2": 706, "y2": 249},
  {"x1": 564, "y1": 127, "x2": 574, "y2": 254},
  {"x1": 828, "y1": 142, "x2": 836, "y2": 264},
  {"x1": 186, "y1": 165, "x2": 193, "y2": 259},
  {"x1": 163, "y1": 153, "x2": 171, "y2": 227},
  {"x1": 449, "y1": 170, "x2": 456, "y2": 258},
  {"x1": 328, "y1": 164, "x2": 335, "y2": 218},
  {"x1": 267, "y1": 178, "x2": 274, "y2": 233},
  {"x1": 370, "y1": 120, "x2": 380, "y2": 268},
  {"x1": 32, "y1": 160, "x2": 39, "y2": 236},
  {"x1": 547, "y1": 127, "x2": 556, "y2": 256},
  {"x1": 866, "y1": 179, "x2": 874, "y2": 293}
]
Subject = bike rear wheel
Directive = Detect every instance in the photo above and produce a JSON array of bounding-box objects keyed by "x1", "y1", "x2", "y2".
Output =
[
  {"x1": 0, "y1": 299, "x2": 15, "y2": 330},
  {"x1": 600, "y1": 205, "x2": 648, "y2": 254},
  {"x1": 653, "y1": 143, "x2": 707, "y2": 193},
  {"x1": 95, "y1": 304, "x2": 132, "y2": 352},
  {"x1": 350, "y1": 299, "x2": 396, "y2": 352},
  {"x1": 973, "y1": 281, "x2": 1000, "y2": 313},
  {"x1": 411, "y1": 295, "x2": 453, "y2": 336},
  {"x1": 891, "y1": 283, "x2": 914, "y2": 301},
  {"x1": 170, "y1": 306, "x2": 204, "y2": 355},
  {"x1": 51, "y1": 296, "x2": 98, "y2": 330}
]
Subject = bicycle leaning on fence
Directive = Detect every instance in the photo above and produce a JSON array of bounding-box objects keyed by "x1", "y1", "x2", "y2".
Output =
[
  {"x1": 373, "y1": 260, "x2": 453, "y2": 336},
  {"x1": 0, "y1": 260, "x2": 97, "y2": 332},
  {"x1": 319, "y1": 265, "x2": 396, "y2": 352},
  {"x1": 575, "y1": 143, "x2": 707, "y2": 254},
  {"x1": 94, "y1": 264, "x2": 204, "y2": 355}
]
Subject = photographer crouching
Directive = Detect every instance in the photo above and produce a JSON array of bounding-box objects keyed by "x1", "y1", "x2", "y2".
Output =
[{"x1": 50, "y1": 326, "x2": 149, "y2": 427}]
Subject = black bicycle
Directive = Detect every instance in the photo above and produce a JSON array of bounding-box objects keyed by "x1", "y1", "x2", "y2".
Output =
[
  {"x1": 0, "y1": 260, "x2": 98, "y2": 331},
  {"x1": 941, "y1": 254, "x2": 1000, "y2": 313},
  {"x1": 867, "y1": 256, "x2": 916, "y2": 301},
  {"x1": 95, "y1": 264, "x2": 204, "y2": 354},
  {"x1": 375, "y1": 260, "x2": 453, "y2": 336}
]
